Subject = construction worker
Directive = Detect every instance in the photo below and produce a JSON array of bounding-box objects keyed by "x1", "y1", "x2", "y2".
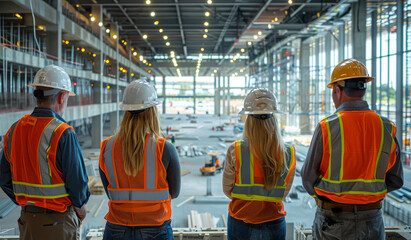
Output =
[
  {"x1": 223, "y1": 88, "x2": 296, "y2": 240},
  {"x1": 99, "y1": 80, "x2": 181, "y2": 240},
  {"x1": 301, "y1": 59, "x2": 404, "y2": 240},
  {"x1": 0, "y1": 65, "x2": 90, "y2": 240}
]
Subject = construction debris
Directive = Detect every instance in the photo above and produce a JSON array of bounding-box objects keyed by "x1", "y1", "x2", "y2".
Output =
[
  {"x1": 181, "y1": 169, "x2": 191, "y2": 176},
  {"x1": 188, "y1": 211, "x2": 218, "y2": 229},
  {"x1": 90, "y1": 179, "x2": 104, "y2": 195}
]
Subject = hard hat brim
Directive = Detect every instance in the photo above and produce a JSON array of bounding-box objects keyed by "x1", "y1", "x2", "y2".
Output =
[
  {"x1": 28, "y1": 83, "x2": 76, "y2": 96},
  {"x1": 239, "y1": 109, "x2": 276, "y2": 115},
  {"x1": 327, "y1": 76, "x2": 374, "y2": 89},
  {"x1": 120, "y1": 101, "x2": 160, "y2": 111}
]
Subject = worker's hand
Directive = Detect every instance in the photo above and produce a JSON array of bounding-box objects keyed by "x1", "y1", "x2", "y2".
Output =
[{"x1": 74, "y1": 206, "x2": 86, "y2": 222}]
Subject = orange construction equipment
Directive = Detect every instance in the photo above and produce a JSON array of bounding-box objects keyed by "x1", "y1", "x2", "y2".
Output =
[
  {"x1": 200, "y1": 152, "x2": 224, "y2": 176},
  {"x1": 327, "y1": 59, "x2": 375, "y2": 88}
]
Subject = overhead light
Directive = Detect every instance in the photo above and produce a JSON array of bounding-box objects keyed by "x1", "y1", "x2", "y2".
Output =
[
  {"x1": 203, "y1": 34, "x2": 207, "y2": 38},
  {"x1": 204, "y1": 29, "x2": 208, "y2": 33},
  {"x1": 139, "y1": 55, "x2": 144, "y2": 61},
  {"x1": 15, "y1": 13, "x2": 23, "y2": 19},
  {"x1": 76, "y1": 4, "x2": 79, "y2": 8},
  {"x1": 207, "y1": 0, "x2": 212, "y2": 4},
  {"x1": 133, "y1": 52, "x2": 137, "y2": 56},
  {"x1": 275, "y1": 17, "x2": 278, "y2": 22},
  {"x1": 93, "y1": 53, "x2": 96, "y2": 57},
  {"x1": 288, "y1": 0, "x2": 293, "y2": 4},
  {"x1": 90, "y1": 16, "x2": 95, "y2": 22},
  {"x1": 205, "y1": 11, "x2": 210, "y2": 17},
  {"x1": 170, "y1": 51, "x2": 175, "y2": 57},
  {"x1": 163, "y1": 35, "x2": 168, "y2": 40},
  {"x1": 268, "y1": 24, "x2": 272, "y2": 29},
  {"x1": 241, "y1": 48, "x2": 245, "y2": 52},
  {"x1": 131, "y1": 73, "x2": 134, "y2": 77},
  {"x1": 253, "y1": 35, "x2": 258, "y2": 39},
  {"x1": 258, "y1": 31, "x2": 262, "y2": 35},
  {"x1": 248, "y1": 41, "x2": 252, "y2": 46},
  {"x1": 143, "y1": 34, "x2": 148, "y2": 39},
  {"x1": 113, "y1": 34, "x2": 118, "y2": 39},
  {"x1": 159, "y1": 29, "x2": 163, "y2": 33},
  {"x1": 146, "y1": 0, "x2": 151, "y2": 4},
  {"x1": 204, "y1": 21, "x2": 209, "y2": 26},
  {"x1": 201, "y1": 48, "x2": 204, "y2": 51},
  {"x1": 154, "y1": 21, "x2": 159, "y2": 25},
  {"x1": 81, "y1": 48, "x2": 85, "y2": 52},
  {"x1": 38, "y1": 25, "x2": 44, "y2": 30},
  {"x1": 123, "y1": 42, "x2": 127, "y2": 45},
  {"x1": 150, "y1": 11, "x2": 156, "y2": 17},
  {"x1": 65, "y1": 40, "x2": 69, "y2": 45},
  {"x1": 98, "y1": 22, "x2": 103, "y2": 27},
  {"x1": 106, "y1": 28, "x2": 110, "y2": 33},
  {"x1": 131, "y1": 48, "x2": 134, "y2": 51},
  {"x1": 166, "y1": 42, "x2": 170, "y2": 46},
  {"x1": 143, "y1": 59, "x2": 147, "y2": 63},
  {"x1": 149, "y1": 63, "x2": 152, "y2": 66}
]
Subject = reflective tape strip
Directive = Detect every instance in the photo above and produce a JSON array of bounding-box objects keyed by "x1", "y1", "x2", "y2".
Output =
[
  {"x1": 240, "y1": 140, "x2": 251, "y2": 185},
  {"x1": 375, "y1": 117, "x2": 394, "y2": 179},
  {"x1": 104, "y1": 136, "x2": 117, "y2": 189},
  {"x1": 38, "y1": 119, "x2": 63, "y2": 185},
  {"x1": 7, "y1": 122, "x2": 18, "y2": 162},
  {"x1": 326, "y1": 114, "x2": 342, "y2": 181},
  {"x1": 13, "y1": 182, "x2": 69, "y2": 198},
  {"x1": 108, "y1": 189, "x2": 169, "y2": 201},
  {"x1": 315, "y1": 179, "x2": 386, "y2": 195},
  {"x1": 231, "y1": 185, "x2": 285, "y2": 198},
  {"x1": 146, "y1": 136, "x2": 157, "y2": 190}
]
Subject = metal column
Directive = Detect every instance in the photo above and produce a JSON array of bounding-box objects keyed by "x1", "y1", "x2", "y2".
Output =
[
  {"x1": 314, "y1": 39, "x2": 320, "y2": 125},
  {"x1": 396, "y1": 0, "x2": 404, "y2": 149},
  {"x1": 324, "y1": 33, "x2": 332, "y2": 115},
  {"x1": 193, "y1": 76, "x2": 196, "y2": 114},
  {"x1": 351, "y1": 0, "x2": 366, "y2": 63},
  {"x1": 300, "y1": 40, "x2": 310, "y2": 134},
  {"x1": 110, "y1": 25, "x2": 120, "y2": 135},
  {"x1": 227, "y1": 76, "x2": 230, "y2": 116},
  {"x1": 268, "y1": 53, "x2": 274, "y2": 92},
  {"x1": 162, "y1": 76, "x2": 166, "y2": 114},
  {"x1": 338, "y1": 25, "x2": 345, "y2": 62},
  {"x1": 371, "y1": 10, "x2": 377, "y2": 111},
  {"x1": 222, "y1": 76, "x2": 226, "y2": 116}
]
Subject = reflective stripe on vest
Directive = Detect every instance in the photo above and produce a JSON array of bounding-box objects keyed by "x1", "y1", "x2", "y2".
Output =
[
  {"x1": 8, "y1": 118, "x2": 69, "y2": 198},
  {"x1": 315, "y1": 113, "x2": 394, "y2": 195},
  {"x1": 104, "y1": 135, "x2": 169, "y2": 201},
  {"x1": 231, "y1": 140, "x2": 294, "y2": 202}
]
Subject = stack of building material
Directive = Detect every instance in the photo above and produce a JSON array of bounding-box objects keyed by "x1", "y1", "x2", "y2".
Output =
[
  {"x1": 90, "y1": 179, "x2": 104, "y2": 195},
  {"x1": 187, "y1": 210, "x2": 217, "y2": 229}
]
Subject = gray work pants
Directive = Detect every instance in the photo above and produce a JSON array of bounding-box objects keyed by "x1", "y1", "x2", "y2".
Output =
[{"x1": 312, "y1": 207, "x2": 384, "y2": 240}]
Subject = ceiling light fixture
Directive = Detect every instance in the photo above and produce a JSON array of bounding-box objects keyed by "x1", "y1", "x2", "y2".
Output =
[
  {"x1": 133, "y1": 52, "x2": 137, "y2": 56},
  {"x1": 207, "y1": 0, "x2": 212, "y2": 4},
  {"x1": 106, "y1": 28, "x2": 110, "y2": 33},
  {"x1": 143, "y1": 34, "x2": 148, "y2": 39},
  {"x1": 288, "y1": 0, "x2": 293, "y2": 4},
  {"x1": 204, "y1": 29, "x2": 208, "y2": 33},
  {"x1": 163, "y1": 35, "x2": 168, "y2": 40},
  {"x1": 205, "y1": 11, "x2": 210, "y2": 17},
  {"x1": 204, "y1": 21, "x2": 209, "y2": 26},
  {"x1": 201, "y1": 48, "x2": 204, "y2": 51},
  {"x1": 166, "y1": 42, "x2": 170, "y2": 46},
  {"x1": 146, "y1": 0, "x2": 151, "y2": 4},
  {"x1": 241, "y1": 48, "x2": 245, "y2": 52},
  {"x1": 253, "y1": 35, "x2": 258, "y2": 39},
  {"x1": 113, "y1": 34, "x2": 118, "y2": 39},
  {"x1": 98, "y1": 22, "x2": 103, "y2": 27},
  {"x1": 258, "y1": 31, "x2": 262, "y2": 35},
  {"x1": 15, "y1": 13, "x2": 23, "y2": 19},
  {"x1": 154, "y1": 21, "x2": 159, "y2": 25},
  {"x1": 203, "y1": 34, "x2": 208, "y2": 38},
  {"x1": 90, "y1": 16, "x2": 95, "y2": 22},
  {"x1": 139, "y1": 55, "x2": 144, "y2": 61},
  {"x1": 159, "y1": 29, "x2": 163, "y2": 33},
  {"x1": 248, "y1": 41, "x2": 252, "y2": 46},
  {"x1": 150, "y1": 11, "x2": 156, "y2": 17}
]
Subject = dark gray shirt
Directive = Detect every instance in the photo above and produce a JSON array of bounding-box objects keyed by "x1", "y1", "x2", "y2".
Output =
[
  {"x1": 301, "y1": 100, "x2": 403, "y2": 200},
  {"x1": 99, "y1": 140, "x2": 181, "y2": 199}
]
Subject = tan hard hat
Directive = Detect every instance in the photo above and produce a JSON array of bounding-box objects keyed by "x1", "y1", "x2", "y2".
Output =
[
  {"x1": 328, "y1": 59, "x2": 374, "y2": 89},
  {"x1": 239, "y1": 88, "x2": 278, "y2": 115}
]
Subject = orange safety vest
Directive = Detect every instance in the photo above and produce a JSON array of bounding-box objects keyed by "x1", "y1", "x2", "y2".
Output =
[
  {"x1": 100, "y1": 134, "x2": 171, "y2": 226},
  {"x1": 3, "y1": 115, "x2": 73, "y2": 212},
  {"x1": 229, "y1": 140, "x2": 295, "y2": 224},
  {"x1": 315, "y1": 111, "x2": 397, "y2": 204}
]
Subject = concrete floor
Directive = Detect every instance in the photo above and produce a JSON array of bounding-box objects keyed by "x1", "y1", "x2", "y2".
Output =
[{"x1": 0, "y1": 114, "x2": 410, "y2": 237}]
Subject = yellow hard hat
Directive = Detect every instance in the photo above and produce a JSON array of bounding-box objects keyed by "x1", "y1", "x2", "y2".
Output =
[{"x1": 328, "y1": 59, "x2": 374, "y2": 89}]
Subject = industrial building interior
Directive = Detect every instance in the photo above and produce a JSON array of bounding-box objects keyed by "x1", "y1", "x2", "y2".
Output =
[{"x1": 0, "y1": 0, "x2": 410, "y2": 239}]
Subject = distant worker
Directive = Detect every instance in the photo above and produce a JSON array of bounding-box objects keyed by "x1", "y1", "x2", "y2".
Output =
[
  {"x1": 301, "y1": 59, "x2": 403, "y2": 240},
  {"x1": 223, "y1": 88, "x2": 296, "y2": 240},
  {"x1": 99, "y1": 80, "x2": 181, "y2": 239},
  {"x1": 0, "y1": 65, "x2": 90, "y2": 240}
]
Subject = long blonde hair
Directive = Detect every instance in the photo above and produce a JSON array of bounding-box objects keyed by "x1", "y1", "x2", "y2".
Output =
[
  {"x1": 118, "y1": 107, "x2": 160, "y2": 176},
  {"x1": 243, "y1": 115, "x2": 287, "y2": 190}
]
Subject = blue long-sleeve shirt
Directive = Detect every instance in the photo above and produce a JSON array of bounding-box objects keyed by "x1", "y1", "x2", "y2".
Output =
[{"x1": 0, "y1": 107, "x2": 90, "y2": 208}]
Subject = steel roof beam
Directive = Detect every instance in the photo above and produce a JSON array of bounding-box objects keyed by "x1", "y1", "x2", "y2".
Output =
[
  {"x1": 174, "y1": 0, "x2": 188, "y2": 58},
  {"x1": 214, "y1": 5, "x2": 238, "y2": 52},
  {"x1": 113, "y1": 0, "x2": 156, "y2": 53}
]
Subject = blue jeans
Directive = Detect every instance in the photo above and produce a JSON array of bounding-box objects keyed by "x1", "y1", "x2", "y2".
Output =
[
  {"x1": 103, "y1": 220, "x2": 173, "y2": 240},
  {"x1": 312, "y1": 208, "x2": 384, "y2": 240},
  {"x1": 227, "y1": 215, "x2": 286, "y2": 240}
]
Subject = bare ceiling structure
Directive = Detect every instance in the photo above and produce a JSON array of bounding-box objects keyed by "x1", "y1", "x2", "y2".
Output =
[{"x1": 71, "y1": 0, "x2": 348, "y2": 77}]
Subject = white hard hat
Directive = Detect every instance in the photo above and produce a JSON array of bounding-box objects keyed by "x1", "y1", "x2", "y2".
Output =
[
  {"x1": 120, "y1": 80, "x2": 159, "y2": 111},
  {"x1": 239, "y1": 88, "x2": 278, "y2": 115},
  {"x1": 29, "y1": 65, "x2": 75, "y2": 96}
]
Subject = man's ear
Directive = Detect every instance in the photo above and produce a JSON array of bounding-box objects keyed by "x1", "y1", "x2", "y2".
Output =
[
  {"x1": 57, "y1": 91, "x2": 67, "y2": 104},
  {"x1": 335, "y1": 85, "x2": 342, "y2": 98}
]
